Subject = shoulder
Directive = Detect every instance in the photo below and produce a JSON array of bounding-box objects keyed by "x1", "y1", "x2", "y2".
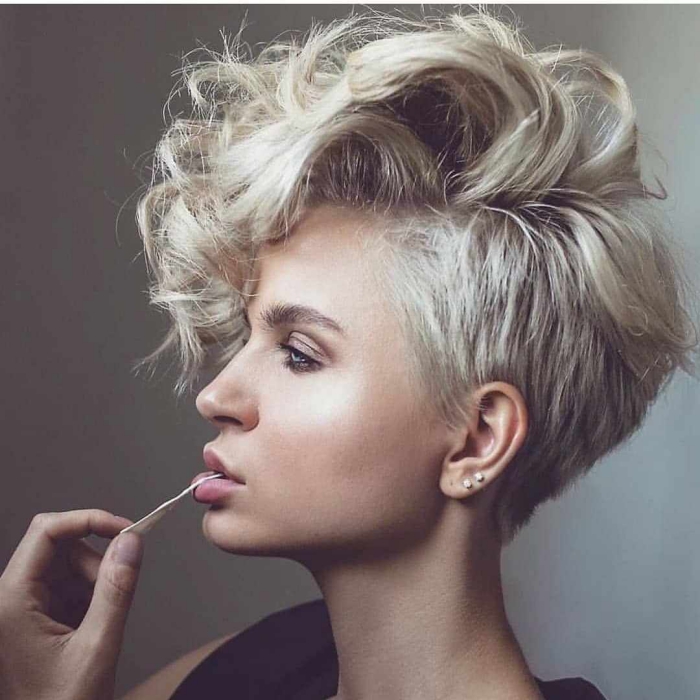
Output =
[
  {"x1": 118, "y1": 598, "x2": 330, "y2": 700},
  {"x1": 537, "y1": 675, "x2": 609, "y2": 700},
  {"x1": 118, "y1": 631, "x2": 241, "y2": 700}
]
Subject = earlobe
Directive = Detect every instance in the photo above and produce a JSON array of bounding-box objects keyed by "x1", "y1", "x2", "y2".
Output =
[
  {"x1": 441, "y1": 382, "x2": 528, "y2": 499},
  {"x1": 461, "y1": 471, "x2": 486, "y2": 490}
]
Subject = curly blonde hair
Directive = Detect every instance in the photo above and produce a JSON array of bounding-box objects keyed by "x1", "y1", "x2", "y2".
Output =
[{"x1": 135, "y1": 7, "x2": 699, "y2": 545}]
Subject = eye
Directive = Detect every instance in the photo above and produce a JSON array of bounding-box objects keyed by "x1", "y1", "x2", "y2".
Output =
[
  {"x1": 277, "y1": 342, "x2": 321, "y2": 374},
  {"x1": 240, "y1": 313, "x2": 321, "y2": 374}
]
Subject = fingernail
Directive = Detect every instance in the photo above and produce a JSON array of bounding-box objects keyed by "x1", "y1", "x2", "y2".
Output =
[{"x1": 112, "y1": 532, "x2": 143, "y2": 568}]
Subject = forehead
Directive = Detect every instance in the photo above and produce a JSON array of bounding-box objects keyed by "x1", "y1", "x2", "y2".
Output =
[
  {"x1": 242, "y1": 206, "x2": 429, "y2": 423},
  {"x1": 246, "y1": 206, "x2": 389, "y2": 325}
]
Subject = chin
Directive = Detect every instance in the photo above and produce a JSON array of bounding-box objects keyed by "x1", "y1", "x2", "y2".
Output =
[
  {"x1": 200, "y1": 511, "x2": 303, "y2": 559},
  {"x1": 201, "y1": 516, "x2": 365, "y2": 568}
]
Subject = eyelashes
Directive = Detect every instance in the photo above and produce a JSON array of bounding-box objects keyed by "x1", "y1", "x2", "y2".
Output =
[
  {"x1": 240, "y1": 326, "x2": 322, "y2": 374},
  {"x1": 276, "y1": 343, "x2": 321, "y2": 373}
]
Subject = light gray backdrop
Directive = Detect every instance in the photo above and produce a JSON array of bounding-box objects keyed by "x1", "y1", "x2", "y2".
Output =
[{"x1": 1, "y1": 5, "x2": 698, "y2": 699}]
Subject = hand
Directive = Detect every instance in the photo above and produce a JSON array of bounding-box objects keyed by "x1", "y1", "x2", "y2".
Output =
[{"x1": 0, "y1": 510, "x2": 144, "y2": 700}]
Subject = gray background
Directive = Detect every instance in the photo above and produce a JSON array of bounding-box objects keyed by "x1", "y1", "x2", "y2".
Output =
[{"x1": 1, "y1": 5, "x2": 698, "y2": 699}]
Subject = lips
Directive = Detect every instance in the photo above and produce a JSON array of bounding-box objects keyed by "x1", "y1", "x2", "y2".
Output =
[{"x1": 203, "y1": 446, "x2": 246, "y2": 484}]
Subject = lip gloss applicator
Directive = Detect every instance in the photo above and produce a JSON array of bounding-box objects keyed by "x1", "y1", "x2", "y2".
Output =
[{"x1": 120, "y1": 473, "x2": 226, "y2": 536}]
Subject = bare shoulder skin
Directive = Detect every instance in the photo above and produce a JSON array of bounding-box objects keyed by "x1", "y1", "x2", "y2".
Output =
[{"x1": 118, "y1": 631, "x2": 240, "y2": 700}]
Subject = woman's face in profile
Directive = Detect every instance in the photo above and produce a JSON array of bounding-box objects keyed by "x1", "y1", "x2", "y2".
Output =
[{"x1": 195, "y1": 204, "x2": 451, "y2": 564}]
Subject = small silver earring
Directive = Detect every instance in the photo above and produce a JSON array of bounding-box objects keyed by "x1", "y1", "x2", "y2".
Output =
[{"x1": 463, "y1": 473, "x2": 486, "y2": 489}]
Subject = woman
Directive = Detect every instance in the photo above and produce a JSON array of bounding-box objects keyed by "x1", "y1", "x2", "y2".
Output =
[{"x1": 1, "y1": 8, "x2": 696, "y2": 700}]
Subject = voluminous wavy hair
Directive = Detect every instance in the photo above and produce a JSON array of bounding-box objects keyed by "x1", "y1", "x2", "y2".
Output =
[{"x1": 135, "y1": 7, "x2": 699, "y2": 545}]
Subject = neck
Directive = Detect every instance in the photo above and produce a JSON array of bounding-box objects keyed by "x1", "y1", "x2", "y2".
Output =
[{"x1": 302, "y1": 506, "x2": 543, "y2": 700}]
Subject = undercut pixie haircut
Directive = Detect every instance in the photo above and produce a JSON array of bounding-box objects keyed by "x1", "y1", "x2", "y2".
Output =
[{"x1": 135, "y1": 8, "x2": 699, "y2": 545}]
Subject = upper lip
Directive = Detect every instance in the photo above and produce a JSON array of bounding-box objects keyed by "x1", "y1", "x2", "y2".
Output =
[{"x1": 203, "y1": 446, "x2": 246, "y2": 484}]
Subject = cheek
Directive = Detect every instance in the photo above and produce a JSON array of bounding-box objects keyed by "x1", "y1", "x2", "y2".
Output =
[
  {"x1": 260, "y1": 373, "x2": 372, "y2": 480},
  {"x1": 262, "y1": 370, "x2": 436, "y2": 516},
  {"x1": 264, "y1": 374, "x2": 362, "y2": 447}
]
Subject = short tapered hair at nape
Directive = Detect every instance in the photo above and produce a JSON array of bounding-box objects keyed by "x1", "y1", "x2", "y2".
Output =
[{"x1": 135, "y1": 6, "x2": 699, "y2": 545}]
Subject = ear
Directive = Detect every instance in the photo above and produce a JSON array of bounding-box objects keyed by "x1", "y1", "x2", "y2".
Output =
[{"x1": 439, "y1": 382, "x2": 528, "y2": 500}]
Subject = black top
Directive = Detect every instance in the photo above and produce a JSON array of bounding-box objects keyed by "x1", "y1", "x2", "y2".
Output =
[{"x1": 171, "y1": 598, "x2": 608, "y2": 700}]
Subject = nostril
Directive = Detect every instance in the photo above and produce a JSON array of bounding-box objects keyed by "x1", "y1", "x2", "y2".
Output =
[{"x1": 214, "y1": 415, "x2": 243, "y2": 424}]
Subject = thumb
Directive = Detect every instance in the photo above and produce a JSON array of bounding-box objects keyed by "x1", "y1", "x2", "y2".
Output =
[{"x1": 80, "y1": 532, "x2": 144, "y2": 654}]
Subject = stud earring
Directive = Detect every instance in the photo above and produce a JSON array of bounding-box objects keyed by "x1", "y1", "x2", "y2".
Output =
[{"x1": 462, "y1": 473, "x2": 486, "y2": 490}]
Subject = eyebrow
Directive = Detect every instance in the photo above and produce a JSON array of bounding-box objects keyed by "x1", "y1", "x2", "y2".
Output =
[{"x1": 242, "y1": 301, "x2": 347, "y2": 337}]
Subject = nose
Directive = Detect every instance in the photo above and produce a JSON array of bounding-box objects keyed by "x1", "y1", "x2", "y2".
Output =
[{"x1": 195, "y1": 360, "x2": 259, "y2": 431}]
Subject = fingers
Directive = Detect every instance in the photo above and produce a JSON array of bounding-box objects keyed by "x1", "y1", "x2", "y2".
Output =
[
  {"x1": 1, "y1": 511, "x2": 133, "y2": 589},
  {"x1": 79, "y1": 532, "x2": 144, "y2": 655}
]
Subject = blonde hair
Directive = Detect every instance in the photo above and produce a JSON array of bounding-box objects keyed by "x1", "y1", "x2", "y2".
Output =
[{"x1": 135, "y1": 7, "x2": 699, "y2": 545}]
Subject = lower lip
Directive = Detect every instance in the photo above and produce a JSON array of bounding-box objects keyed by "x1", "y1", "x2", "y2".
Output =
[{"x1": 191, "y1": 471, "x2": 246, "y2": 504}]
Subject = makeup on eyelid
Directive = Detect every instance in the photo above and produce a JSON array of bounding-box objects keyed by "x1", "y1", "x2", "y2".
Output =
[
  {"x1": 241, "y1": 314, "x2": 325, "y2": 371},
  {"x1": 242, "y1": 303, "x2": 341, "y2": 359}
]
